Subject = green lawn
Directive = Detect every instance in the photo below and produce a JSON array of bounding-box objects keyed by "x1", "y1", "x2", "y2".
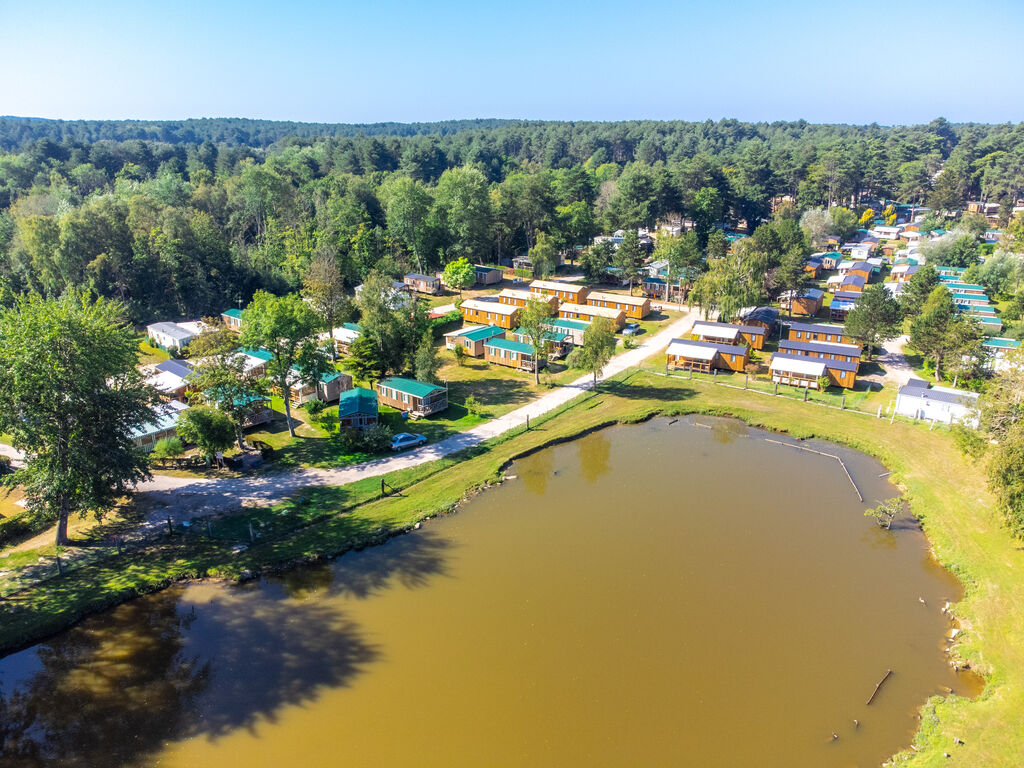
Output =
[{"x1": 138, "y1": 339, "x2": 170, "y2": 366}]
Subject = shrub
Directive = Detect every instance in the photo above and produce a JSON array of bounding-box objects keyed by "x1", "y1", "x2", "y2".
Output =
[
  {"x1": 464, "y1": 394, "x2": 480, "y2": 416},
  {"x1": 151, "y1": 437, "x2": 184, "y2": 460}
]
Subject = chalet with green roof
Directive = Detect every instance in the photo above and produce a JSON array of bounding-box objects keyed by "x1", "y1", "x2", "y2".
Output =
[
  {"x1": 377, "y1": 377, "x2": 448, "y2": 417},
  {"x1": 337, "y1": 387, "x2": 379, "y2": 429},
  {"x1": 221, "y1": 307, "x2": 244, "y2": 331},
  {"x1": 484, "y1": 336, "x2": 546, "y2": 372},
  {"x1": 511, "y1": 326, "x2": 572, "y2": 359},
  {"x1": 544, "y1": 317, "x2": 590, "y2": 345},
  {"x1": 443, "y1": 324, "x2": 506, "y2": 357}
]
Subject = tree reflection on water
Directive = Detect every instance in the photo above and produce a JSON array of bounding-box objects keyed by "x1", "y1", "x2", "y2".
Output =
[{"x1": 0, "y1": 530, "x2": 451, "y2": 768}]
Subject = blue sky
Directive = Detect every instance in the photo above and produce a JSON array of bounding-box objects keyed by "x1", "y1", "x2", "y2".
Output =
[{"x1": 2, "y1": 0, "x2": 1022, "y2": 125}]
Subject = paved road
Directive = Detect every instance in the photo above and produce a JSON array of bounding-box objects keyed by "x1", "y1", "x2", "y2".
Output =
[{"x1": 138, "y1": 309, "x2": 703, "y2": 524}]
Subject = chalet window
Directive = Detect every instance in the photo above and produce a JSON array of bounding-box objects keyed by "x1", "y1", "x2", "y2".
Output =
[{"x1": 402, "y1": 393, "x2": 409, "y2": 404}]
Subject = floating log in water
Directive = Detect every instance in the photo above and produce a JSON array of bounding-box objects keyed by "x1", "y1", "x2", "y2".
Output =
[
  {"x1": 866, "y1": 669, "x2": 893, "y2": 705},
  {"x1": 763, "y1": 438, "x2": 864, "y2": 501}
]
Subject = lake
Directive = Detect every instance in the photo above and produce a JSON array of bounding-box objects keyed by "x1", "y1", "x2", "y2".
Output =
[{"x1": 0, "y1": 416, "x2": 979, "y2": 767}]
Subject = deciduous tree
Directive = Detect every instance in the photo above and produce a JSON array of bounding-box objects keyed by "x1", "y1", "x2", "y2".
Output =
[
  {"x1": 239, "y1": 291, "x2": 331, "y2": 437},
  {"x1": 0, "y1": 292, "x2": 155, "y2": 546}
]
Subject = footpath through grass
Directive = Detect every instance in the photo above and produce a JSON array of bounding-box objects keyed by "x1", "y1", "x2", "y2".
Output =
[{"x1": 0, "y1": 371, "x2": 1021, "y2": 765}]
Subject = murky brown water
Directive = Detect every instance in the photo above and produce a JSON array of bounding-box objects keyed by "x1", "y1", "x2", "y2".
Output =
[{"x1": 0, "y1": 416, "x2": 979, "y2": 767}]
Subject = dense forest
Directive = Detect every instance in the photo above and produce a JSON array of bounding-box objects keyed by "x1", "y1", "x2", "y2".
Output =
[{"x1": 1, "y1": 116, "x2": 1023, "y2": 323}]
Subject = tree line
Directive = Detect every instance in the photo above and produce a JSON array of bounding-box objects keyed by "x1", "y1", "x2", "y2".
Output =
[{"x1": 1, "y1": 117, "x2": 1023, "y2": 324}]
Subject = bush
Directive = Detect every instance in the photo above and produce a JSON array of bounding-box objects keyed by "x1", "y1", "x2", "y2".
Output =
[
  {"x1": 151, "y1": 437, "x2": 184, "y2": 460},
  {"x1": 303, "y1": 398, "x2": 327, "y2": 420},
  {"x1": 0, "y1": 455, "x2": 11, "y2": 475},
  {"x1": 464, "y1": 394, "x2": 480, "y2": 416},
  {"x1": 336, "y1": 423, "x2": 393, "y2": 454}
]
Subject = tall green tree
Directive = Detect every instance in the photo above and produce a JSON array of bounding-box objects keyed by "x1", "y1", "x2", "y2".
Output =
[
  {"x1": 528, "y1": 231, "x2": 559, "y2": 279},
  {"x1": 176, "y1": 405, "x2": 236, "y2": 463},
  {"x1": 570, "y1": 317, "x2": 617, "y2": 388},
  {"x1": 413, "y1": 331, "x2": 441, "y2": 383},
  {"x1": 909, "y1": 286, "x2": 982, "y2": 381},
  {"x1": 772, "y1": 248, "x2": 811, "y2": 319},
  {"x1": 0, "y1": 292, "x2": 155, "y2": 545},
  {"x1": 239, "y1": 291, "x2": 331, "y2": 437},
  {"x1": 844, "y1": 284, "x2": 903, "y2": 359},
  {"x1": 899, "y1": 264, "x2": 940, "y2": 316},
  {"x1": 613, "y1": 229, "x2": 644, "y2": 294},
  {"x1": 186, "y1": 325, "x2": 270, "y2": 450},
  {"x1": 517, "y1": 297, "x2": 556, "y2": 385},
  {"x1": 302, "y1": 247, "x2": 348, "y2": 356},
  {"x1": 442, "y1": 256, "x2": 476, "y2": 296},
  {"x1": 580, "y1": 241, "x2": 614, "y2": 281}
]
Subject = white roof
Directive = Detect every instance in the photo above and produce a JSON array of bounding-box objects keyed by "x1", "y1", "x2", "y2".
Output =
[
  {"x1": 667, "y1": 341, "x2": 717, "y2": 361},
  {"x1": 146, "y1": 322, "x2": 196, "y2": 341},
  {"x1": 530, "y1": 279, "x2": 587, "y2": 293},
  {"x1": 146, "y1": 370, "x2": 188, "y2": 393},
  {"x1": 826, "y1": 275, "x2": 844, "y2": 284},
  {"x1": 692, "y1": 322, "x2": 739, "y2": 341},
  {"x1": 444, "y1": 324, "x2": 483, "y2": 338},
  {"x1": 497, "y1": 288, "x2": 533, "y2": 301},
  {"x1": 838, "y1": 260, "x2": 854, "y2": 269},
  {"x1": 770, "y1": 356, "x2": 826, "y2": 377},
  {"x1": 332, "y1": 326, "x2": 361, "y2": 344},
  {"x1": 586, "y1": 290, "x2": 646, "y2": 306},
  {"x1": 559, "y1": 302, "x2": 623, "y2": 319},
  {"x1": 461, "y1": 299, "x2": 520, "y2": 315}
]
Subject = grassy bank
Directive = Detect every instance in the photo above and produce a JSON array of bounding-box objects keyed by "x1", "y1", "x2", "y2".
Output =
[{"x1": 0, "y1": 371, "x2": 1021, "y2": 764}]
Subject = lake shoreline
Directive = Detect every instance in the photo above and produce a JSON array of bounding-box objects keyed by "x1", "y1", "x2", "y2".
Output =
[{"x1": 0, "y1": 372, "x2": 1012, "y2": 765}]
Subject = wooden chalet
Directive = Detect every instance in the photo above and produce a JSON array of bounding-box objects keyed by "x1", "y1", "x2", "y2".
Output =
[
  {"x1": 736, "y1": 306, "x2": 780, "y2": 332},
  {"x1": 642, "y1": 276, "x2": 684, "y2": 300},
  {"x1": 404, "y1": 273, "x2": 442, "y2": 295},
  {"x1": 377, "y1": 377, "x2": 448, "y2": 417},
  {"x1": 511, "y1": 327, "x2": 572, "y2": 359},
  {"x1": 221, "y1": 308, "x2": 244, "y2": 331},
  {"x1": 146, "y1": 359, "x2": 194, "y2": 401},
  {"x1": 890, "y1": 264, "x2": 919, "y2": 283},
  {"x1": 829, "y1": 292, "x2": 859, "y2": 322},
  {"x1": 460, "y1": 299, "x2": 522, "y2": 330},
  {"x1": 769, "y1": 352, "x2": 858, "y2": 389},
  {"x1": 779, "y1": 288, "x2": 824, "y2": 317},
  {"x1": 691, "y1": 320, "x2": 766, "y2": 350},
  {"x1": 529, "y1": 279, "x2": 590, "y2": 303},
  {"x1": 497, "y1": 288, "x2": 558, "y2": 311},
  {"x1": 337, "y1": 387, "x2": 379, "y2": 430},
  {"x1": 484, "y1": 337, "x2": 546, "y2": 372},
  {"x1": 778, "y1": 339, "x2": 861, "y2": 364},
  {"x1": 666, "y1": 339, "x2": 748, "y2": 373},
  {"x1": 443, "y1": 324, "x2": 506, "y2": 357},
  {"x1": 804, "y1": 258, "x2": 823, "y2": 278},
  {"x1": 284, "y1": 368, "x2": 352, "y2": 406},
  {"x1": 332, "y1": 322, "x2": 362, "y2": 354},
  {"x1": 839, "y1": 274, "x2": 866, "y2": 293},
  {"x1": 544, "y1": 317, "x2": 590, "y2": 346},
  {"x1": 786, "y1": 322, "x2": 859, "y2": 347},
  {"x1": 558, "y1": 302, "x2": 626, "y2": 330},
  {"x1": 474, "y1": 265, "x2": 503, "y2": 285},
  {"x1": 584, "y1": 290, "x2": 651, "y2": 319}
]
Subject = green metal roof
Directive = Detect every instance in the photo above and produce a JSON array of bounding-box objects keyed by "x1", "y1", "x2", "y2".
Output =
[
  {"x1": 342, "y1": 322, "x2": 362, "y2": 332},
  {"x1": 485, "y1": 337, "x2": 534, "y2": 355},
  {"x1": 379, "y1": 376, "x2": 445, "y2": 398},
  {"x1": 337, "y1": 387, "x2": 379, "y2": 417},
  {"x1": 239, "y1": 347, "x2": 273, "y2": 361},
  {"x1": 513, "y1": 327, "x2": 564, "y2": 343},
  {"x1": 222, "y1": 308, "x2": 243, "y2": 319},
  {"x1": 983, "y1": 337, "x2": 1021, "y2": 349},
  {"x1": 546, "y1": 318, "x2": 589, "y2": 332},
  {"x1": 458, "y1": 325, "x2": 506, "y2": 342}
]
